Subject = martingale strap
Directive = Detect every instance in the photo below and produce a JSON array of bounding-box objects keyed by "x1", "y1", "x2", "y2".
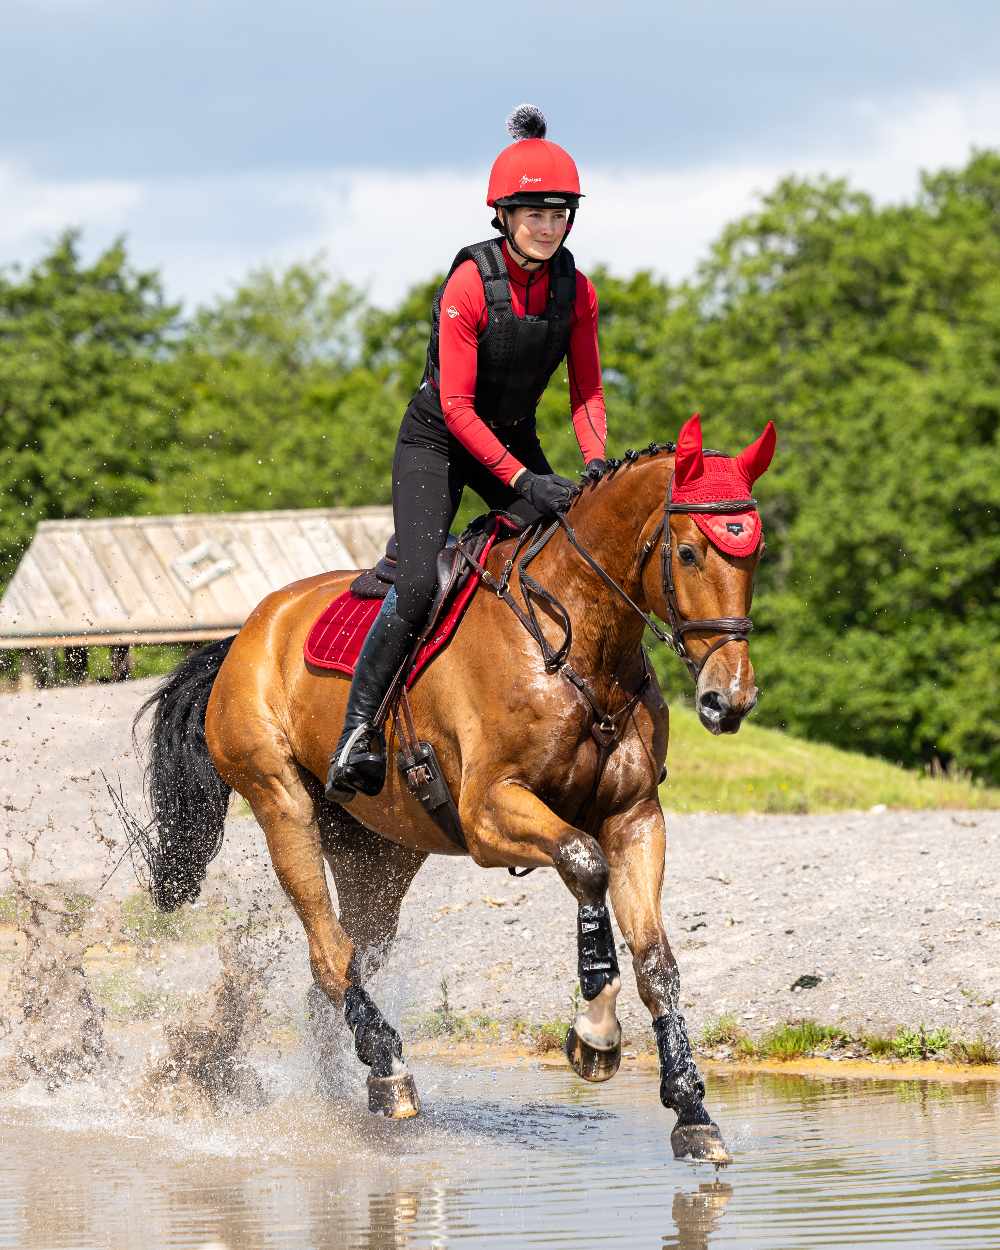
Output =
[
  {"x1": 452, "y1": 464, "x2": 760, "y2": 871},
  {"x1": 454, "y1": 521, "x2": 650, "y2": 749}
]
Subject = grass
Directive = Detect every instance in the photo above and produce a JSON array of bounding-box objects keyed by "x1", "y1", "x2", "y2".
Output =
[
  {"x1": 413, "y1": 980, "x2": 573, "y2": 1054},
  {"x1": 758, "y1": 1020, "x2": 846, "y2": 1059},
  {"x1": 412, "y1": 978, "x2": 501, "y2": 1042},
  {"x1": 949, "y1": 1037, "x2": 1000, "y2": 1065},
  {"x1": 0, "y1": 643, "x2": 189, "y2": 688},
  {"x1": 0, "y1": 888, "x2": 94, "y2": 931},
  {"x1": 529, "y1": 1020, "x2": 570, "y2": 1054},
  {"x1": 699, "y1": 1015, "x2": 999, "y2": 1066},
  {"x1": 0, "y1": 890, "x2": 27, "y2": 925},
  {"x1": 699, "y1": 1014, "x2": 747, "y2": 1049},
  {"x1": 662, "y1": 702, "x2": 998, "y2": 814},
  {"x1": 882, "y1": 1026, "x2": 953, "y2": 1061}
]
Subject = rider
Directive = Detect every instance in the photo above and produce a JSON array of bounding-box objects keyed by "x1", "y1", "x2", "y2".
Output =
[{"x1": 326, "y1": 104, "x2": 608, "y2": 802}]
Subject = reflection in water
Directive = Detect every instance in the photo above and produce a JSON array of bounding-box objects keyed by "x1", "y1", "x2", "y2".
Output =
[
  {"x1": 667, "y1": 1183, "x2": 734, "y2": 1250},
  {"x1": 1, "y1": 1065, "x2": 999, "y2": 1249}
]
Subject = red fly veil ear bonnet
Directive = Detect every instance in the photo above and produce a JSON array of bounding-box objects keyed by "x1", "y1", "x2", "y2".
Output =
[{"x1": 672, "y1": 413, "x2": 777, "y2": 556}]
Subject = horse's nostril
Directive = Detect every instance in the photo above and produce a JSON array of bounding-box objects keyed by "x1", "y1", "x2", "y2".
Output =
[{"x1": 699, "y1": 690, "x2": 728, "y2": 716}]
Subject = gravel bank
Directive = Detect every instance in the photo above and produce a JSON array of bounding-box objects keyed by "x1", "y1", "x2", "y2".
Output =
[{"x1": 1, "y1": 679, "x2": 997, "y2": 1048}]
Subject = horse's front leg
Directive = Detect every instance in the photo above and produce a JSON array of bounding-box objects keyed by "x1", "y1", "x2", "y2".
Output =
[
  {"x1": 604, "y1": 797, "x2": 731, "y2": 1165},
  {"x1": 471, "y1": 781, "x2": 623, "y2": 1080}
]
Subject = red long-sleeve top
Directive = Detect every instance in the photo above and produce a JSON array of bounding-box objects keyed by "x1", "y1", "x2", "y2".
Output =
[{"x1": 436, "y1": 242, "x2": 607, "y2": 486}]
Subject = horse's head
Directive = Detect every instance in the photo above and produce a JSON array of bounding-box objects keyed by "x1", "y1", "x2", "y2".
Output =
[{"x1": 642, "y1": 414, "x2": 776, "y2": 734}]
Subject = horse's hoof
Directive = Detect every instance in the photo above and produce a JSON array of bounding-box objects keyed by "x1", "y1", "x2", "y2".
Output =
[
  {"x1": 564, "y1": 1026, "x2": 621, "y2": 1083},
  {"x1": 367, "y1": 1071, "x2": 420, "y2": 1119},
  {"x1": 670, "y1": 1122, "x2": 732, "y2": 1166}
]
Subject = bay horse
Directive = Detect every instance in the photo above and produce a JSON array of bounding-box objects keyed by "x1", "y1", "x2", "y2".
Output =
[{"x1": 135, "y1": 413, "x2": 775, "y2": 1165}]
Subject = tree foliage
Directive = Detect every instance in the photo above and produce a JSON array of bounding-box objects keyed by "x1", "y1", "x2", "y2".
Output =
[
  {"x1": 1, "y1": 154, "x2": 997, "y2": 779},
  {"x1": 0, "y1": 233, "x2": 178, "y2": 580}
]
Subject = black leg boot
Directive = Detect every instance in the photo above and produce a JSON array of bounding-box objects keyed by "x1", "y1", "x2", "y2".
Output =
[{"x1": 325, "y1": 599, "x2": 419, "y2": 802}]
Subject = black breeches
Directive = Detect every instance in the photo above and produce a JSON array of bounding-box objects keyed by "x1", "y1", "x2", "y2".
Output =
[{"x1": 391, "y1": 399, "x2": 553, "y2": 625}]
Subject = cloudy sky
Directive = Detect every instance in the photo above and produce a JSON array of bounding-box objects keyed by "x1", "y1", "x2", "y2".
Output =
[{"x1": 3, "y1": 0, "x2": 1000, "y2": 308}]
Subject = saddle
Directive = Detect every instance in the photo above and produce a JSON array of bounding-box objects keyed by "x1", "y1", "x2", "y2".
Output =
[
  {"x1": 349, "y1": 512, "x2": 519, "y2": 644},
  {"x1": 319, "y1": 511, "x2": 523, "y2": 854}
]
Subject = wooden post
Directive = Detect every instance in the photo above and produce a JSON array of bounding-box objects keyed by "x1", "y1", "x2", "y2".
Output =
[{"x1": 110, "y1": 645, "x2": 132, "y2": 682}]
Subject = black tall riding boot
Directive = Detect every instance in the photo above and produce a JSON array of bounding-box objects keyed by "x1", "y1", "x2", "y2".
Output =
[{"x1": 325, "y1": 598, "x2": 419, "y2": 803}]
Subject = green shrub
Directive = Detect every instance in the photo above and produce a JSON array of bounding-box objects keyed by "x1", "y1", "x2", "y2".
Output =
[{"x1": 757, "y1": 1019, "x2": 844, "y2": 1060}]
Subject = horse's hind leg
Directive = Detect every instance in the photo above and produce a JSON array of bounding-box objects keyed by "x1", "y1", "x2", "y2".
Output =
[
  {"x1": 318, "y1": 804, "x2": 426, "y2": 986},
  {"x1": 237, "y1": 752, "x2": 421, "y2": 1118}
]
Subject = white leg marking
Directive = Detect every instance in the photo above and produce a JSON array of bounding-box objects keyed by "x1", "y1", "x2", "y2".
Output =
[{"x1": 573, "y1": 977, "x2": 622, "y2": 1050}]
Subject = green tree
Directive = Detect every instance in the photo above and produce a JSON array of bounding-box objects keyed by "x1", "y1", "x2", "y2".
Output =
[
  {"x1": 156, "y1": 262, "x2": 403, "y2": 514},
  {"x1": 0, "y1": 232, "x2": 178, "y2": 579},
  {"x1": 630, "y1": 156, "x2": 1000, "y2": 780}
]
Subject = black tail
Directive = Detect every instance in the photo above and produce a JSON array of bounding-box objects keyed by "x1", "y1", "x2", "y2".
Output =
[{"x1": 133, "y1": 636, "x2": 236, "y2": 911}]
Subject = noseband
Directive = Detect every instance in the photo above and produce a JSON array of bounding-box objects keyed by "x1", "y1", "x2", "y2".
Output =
[{"x1": 634, "y1": 474, "x2": 756, "y2": 681}]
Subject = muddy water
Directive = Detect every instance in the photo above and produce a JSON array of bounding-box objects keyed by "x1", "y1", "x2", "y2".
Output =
[{"x1": 1, "y1": 1063, "x2": 998, "y2": 1249}]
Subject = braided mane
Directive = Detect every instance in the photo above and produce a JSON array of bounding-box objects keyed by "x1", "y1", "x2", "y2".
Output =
[
  {"x1": 574, "y1": 438, "x2": 732, "y2": 489},
  {"x1": 579, "y1": 441, "x2": 674, "y2": 484}
]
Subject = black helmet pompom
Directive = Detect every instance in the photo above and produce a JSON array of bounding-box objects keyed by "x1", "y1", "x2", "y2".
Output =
[{"x1": 506, "y1": 104, "x2": 547, "y2": 142}]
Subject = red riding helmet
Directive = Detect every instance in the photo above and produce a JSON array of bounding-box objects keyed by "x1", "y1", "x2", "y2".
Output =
[{"x1": 486, "y1": 105, "x2": 582, "y2": 209}]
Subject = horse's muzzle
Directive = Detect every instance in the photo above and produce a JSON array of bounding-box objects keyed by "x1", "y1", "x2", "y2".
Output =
[{"x1": 696, "y1": 686, "x2": 758, "y2": 735}]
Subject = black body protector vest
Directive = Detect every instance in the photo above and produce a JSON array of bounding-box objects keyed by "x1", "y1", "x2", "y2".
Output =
[{"x1": 422, "y1": 238, "x2": 576, "y2": 428}]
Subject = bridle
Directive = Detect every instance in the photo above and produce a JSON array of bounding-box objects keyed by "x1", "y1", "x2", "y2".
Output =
[
  {"x1": 636, "y1": 473, "x2": 757, "y2": 682},
  {"x1": 456, "y1": 456, "x2": 760, "y2": 705},
  {"x1": 551, "y1": 468, "x2": 757, "y2": 684}
]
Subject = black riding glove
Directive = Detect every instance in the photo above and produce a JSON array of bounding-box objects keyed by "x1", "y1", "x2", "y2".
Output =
[
  {"x1": 584, "y1": 458, "x2": 607, "y2": 479},
  {"x1": 513, "y1": 470, "x2": 577, "y2": 517}
]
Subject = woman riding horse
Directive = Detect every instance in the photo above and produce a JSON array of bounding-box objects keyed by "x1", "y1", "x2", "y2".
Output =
[
  {"x1": 326, "y1": 104, "x2": 609, "y2": 803},
  {"x1": 132, "y1": 104, "x2": 777, "y2": 1164}
]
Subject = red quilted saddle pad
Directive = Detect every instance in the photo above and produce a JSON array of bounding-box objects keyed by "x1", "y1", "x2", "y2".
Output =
[{"x1": 304, "y1": 519, "x2": 506, "y2": 687}]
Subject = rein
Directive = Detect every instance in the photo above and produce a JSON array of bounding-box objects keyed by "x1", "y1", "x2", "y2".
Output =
[{"x1": 487, "y1": 471, "x2": 759, "y2": 686}]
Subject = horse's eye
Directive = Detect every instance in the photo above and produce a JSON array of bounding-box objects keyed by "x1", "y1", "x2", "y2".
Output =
[{"x1": 677, "y1": 545, "x2": 697, "y2": 566}]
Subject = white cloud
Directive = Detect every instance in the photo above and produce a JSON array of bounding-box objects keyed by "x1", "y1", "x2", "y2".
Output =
[
  {"x1": 1, "y1": 83, "x2": 999, "y2": 308},
  {"x1": 0, "y1": 162, "x2": 140, "y2": 255}
]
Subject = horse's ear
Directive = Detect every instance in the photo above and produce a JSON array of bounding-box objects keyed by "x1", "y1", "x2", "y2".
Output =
[
  {"x1": 674, "y1": 412, "x2": 704, "y2": 488},
  {"x1": 736, "y1": 421, "x2": 777, "y2": 484}
]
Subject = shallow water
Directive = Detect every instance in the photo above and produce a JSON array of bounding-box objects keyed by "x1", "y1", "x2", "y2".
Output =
[{"x1": 1, "y1": 1062, "x2": 999, "y2": 1249}]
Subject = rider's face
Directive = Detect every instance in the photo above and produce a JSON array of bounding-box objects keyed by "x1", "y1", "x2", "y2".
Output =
[{"x1": 505, "y1": 207, "x2": 569, "y2": 262}]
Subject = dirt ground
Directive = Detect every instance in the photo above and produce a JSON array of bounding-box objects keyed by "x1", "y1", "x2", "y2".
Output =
[{"x1": 1, "y1": 677, "x2": 997, "y2": 1050}]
